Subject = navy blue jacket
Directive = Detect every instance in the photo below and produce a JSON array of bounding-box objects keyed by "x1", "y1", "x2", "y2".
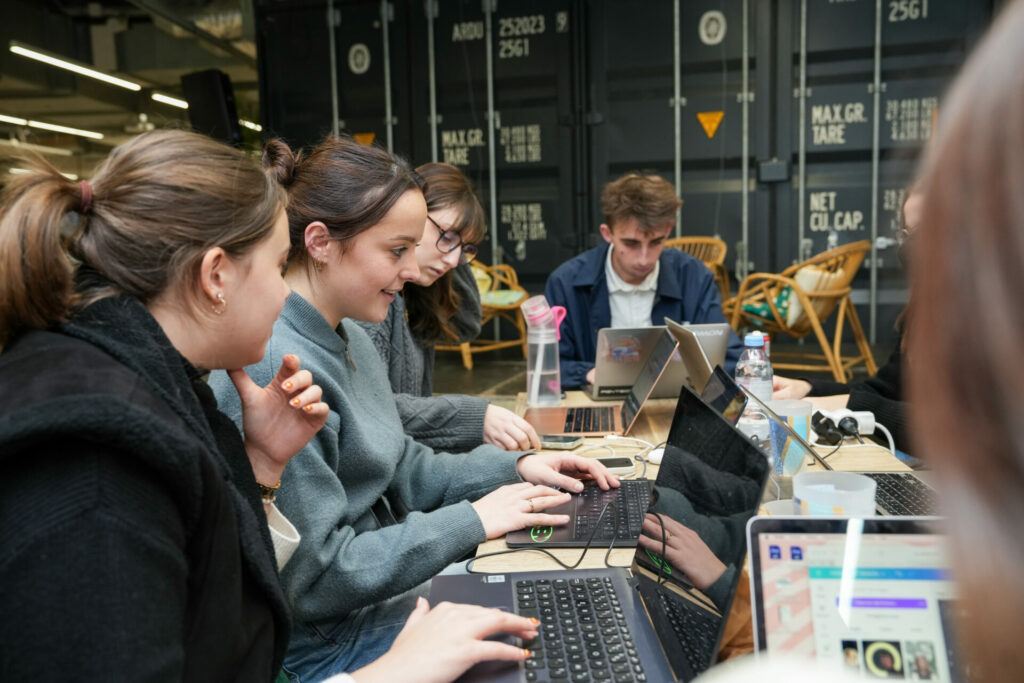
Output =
[{"x1": 545, "y1": 243, "x2": 742, "y2": 388}]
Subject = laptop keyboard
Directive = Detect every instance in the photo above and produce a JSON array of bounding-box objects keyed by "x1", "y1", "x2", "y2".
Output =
[
  {"x1": 564, "y1": 406, "x2": 617, "y2": 433},
  {"x1": 866, "y1": 472, "x2": 936, "y2": 516},
  {"x1": 653, "y1": 586, "x2": 719, "y2": 676},
  {"x1": 515, "y1": 576, "x2": 647, "y2": 682},
  {"x1": 574, "y1": 480, "x2": 652, "y2": 542}
]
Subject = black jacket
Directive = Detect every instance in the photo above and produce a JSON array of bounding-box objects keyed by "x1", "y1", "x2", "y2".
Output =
[{"x1": 0, "y1": 296, "x2": 290, "y2": 682}]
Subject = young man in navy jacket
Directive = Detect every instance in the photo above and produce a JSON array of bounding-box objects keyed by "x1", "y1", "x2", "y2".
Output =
[{"x1": 545, "y1": 173, "x2": 741, "y2": 389}]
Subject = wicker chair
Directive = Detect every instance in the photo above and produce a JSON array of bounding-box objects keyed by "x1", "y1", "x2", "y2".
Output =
[
  {"x1": 722, "y1": 240, "x2": 877, "y2": 382},
  {"x1": 435, "y1": 261, "x2": 529, "y2": 370},
  {"x1": 665, "y1": 236, "x2": 731, "y2": 301}
]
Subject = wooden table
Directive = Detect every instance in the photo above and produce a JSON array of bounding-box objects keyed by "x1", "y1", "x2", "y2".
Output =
[{"x1": 471, "y1": 391, "x2": 909, "y2": 573}]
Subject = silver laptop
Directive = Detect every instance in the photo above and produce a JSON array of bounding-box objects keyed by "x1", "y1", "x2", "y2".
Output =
[
  {"x1": 747, "y1": 516, "x2": 961, "y2": 680},
  {"x1": 523, "y1": 329, "x2": 677, "y2": 436},
  {"x1": 583, "y1": 324, "x2": 730, "y2": 400}
]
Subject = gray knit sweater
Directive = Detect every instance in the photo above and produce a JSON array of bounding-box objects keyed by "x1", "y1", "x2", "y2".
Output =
[
  {"x1": 209, "y1": 292, "x2": 523, "y2": 629},
  {"x1": 356, "y1": 262, "x2": 489, "y2": 451}
]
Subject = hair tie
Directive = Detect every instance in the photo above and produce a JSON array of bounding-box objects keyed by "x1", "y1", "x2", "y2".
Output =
[{"x1": 78, "y1": 180, "x2": 93, "y2": 214}]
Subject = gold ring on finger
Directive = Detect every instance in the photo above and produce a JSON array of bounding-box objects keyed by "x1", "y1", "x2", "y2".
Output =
[{"x1": 528, "y1": 498, "x2": 536, "y2": 513}]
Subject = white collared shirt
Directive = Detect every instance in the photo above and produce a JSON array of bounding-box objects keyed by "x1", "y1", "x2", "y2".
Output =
[{"x1": 605, "y1": 245, "x2": 659, "y2": 328}]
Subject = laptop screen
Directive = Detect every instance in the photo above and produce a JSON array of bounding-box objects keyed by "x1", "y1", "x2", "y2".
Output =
[
  {"x1": 620, "y1": 330, "x2": 678, "y2": 428},
  {"x1": 747, "y1": 517, "x2": 958, "y2": 680},
  {"x1": 629, "y1": 384, "x2": 771, "y2": 678}
]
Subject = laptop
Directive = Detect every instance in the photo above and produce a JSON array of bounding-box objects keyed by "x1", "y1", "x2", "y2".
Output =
[
  {"x1": 701, "y1": 365, "x2": 939, "y2": 515},
  {"x1": 664, "y1": 318, "x2": 722, "y2": 394},
  {"x1": 435, "y1": 385, "x2": 771, "y2": 682},
  {"x1": 523, "y1": 329, "x2": 678, "y2": 436},
  {"x1": 747, "y1": 516, "x2": 962, "y2": 680},
  {"x1": 509, "y1": 369, "x2": 756, "y2": 550},
  {"x1": 583, "y1": 327, "x2": 666, "y2": 399},
  {"x1": 583, "y1": 324, "x2": 730, "y2": 400},
  {"x1": 653, "y1": 321, "x2": 731, "y2": 398}
]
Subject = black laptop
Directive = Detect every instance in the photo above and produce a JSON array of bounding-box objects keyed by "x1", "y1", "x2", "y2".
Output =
[
  {"x1": 431, "y1": 385, "x2": 771, "y2": 682},
  {"x1": 506, "y1": 365, "x2": 755, "y2": 550}
]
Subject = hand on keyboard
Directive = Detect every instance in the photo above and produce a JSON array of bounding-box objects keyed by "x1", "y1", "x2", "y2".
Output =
[
  {"x1": 471, "y1": 482, "x2": 572, "y2": 539},
  {"x1": 516, "y1": 452, "x2": 622, "y2": 493},
  {"x1": 354, "y1": 597, "x2": 538, "y2": 683}
]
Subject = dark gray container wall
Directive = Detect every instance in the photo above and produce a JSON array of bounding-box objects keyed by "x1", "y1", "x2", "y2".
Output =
[{"x1": 255, "y1": 0, "x2": 994, "y2": 342}]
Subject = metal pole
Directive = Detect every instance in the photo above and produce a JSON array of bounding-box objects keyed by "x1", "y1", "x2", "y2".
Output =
[
  {"x1": 673, "y1": 0, "x2": 682, "y2": 235},
  {"x1": 327, "y1": 0, "x2": 339, "y2": 137},
  {"x1": 869, "y1": 0, "x2": 882, "y2": 343},
  {"x1": 740, "y1": 0, "x2": 750, "y2": 281},
  {"x1": 381, "y1": 0, "x2": 394, "y2": 152},
  {"x1": 484, "y1": 0, "x2": 499, "y2": 265},
  {"x1": 427, "y1": 0, "x2": 438, "y2": 161},
  {"x1": 797, "y1": 0, "x2": 808, "y2": 262}
]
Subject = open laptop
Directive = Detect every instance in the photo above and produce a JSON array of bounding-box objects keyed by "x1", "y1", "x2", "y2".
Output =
[
  {"x1": 747, "y1": 516, "x2": 962, "y2": 680},
  {"x1": 435, "y1": 384, "x2": 770, "y2": 682},
  {"x1": 664, "y1": 318, "x2": 721, "y2": 394},
  {"x1": 698, "y1": 365, "x2": 939, "y2": 515},
  {"x1": 583, "y1": 324, "x2": 730, "y2": 400},
  {"x1": 509, "y1": 370, "x2": 756, "y2": 550},
  {"x1": 523, "y1": 328, "x2": 678, "y2": 436}
]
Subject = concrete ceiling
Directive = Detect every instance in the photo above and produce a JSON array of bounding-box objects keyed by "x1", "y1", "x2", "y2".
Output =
[{"x1": 0, "y1": 0, "x2": 260, "y2": 178}]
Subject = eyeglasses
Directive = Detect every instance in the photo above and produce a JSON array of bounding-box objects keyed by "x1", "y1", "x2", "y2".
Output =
[{"x1": 427, "y1": 215, "x2": 478, "y2": 264}]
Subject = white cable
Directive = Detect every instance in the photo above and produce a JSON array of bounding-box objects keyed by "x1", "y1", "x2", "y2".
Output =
[
  {"x1": 874, "y1": 422, "x2": 896, "y2": 455},
  {"x1": 603, "y1": 434, "x2": 655, "y2": 449},
  {"x1": 576, "y1": 444, "x2": 617, "y2": 458}
]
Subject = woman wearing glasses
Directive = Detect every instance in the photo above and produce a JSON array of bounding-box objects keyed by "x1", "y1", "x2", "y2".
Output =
[
  {"x1": 357, "y1": 162, "x2": 540, "y2": 452},
  {"x1": 208, "y1": 136, "x2": 619, "y2": 682}
]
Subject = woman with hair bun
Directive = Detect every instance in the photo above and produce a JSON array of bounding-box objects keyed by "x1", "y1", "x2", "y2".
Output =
[
  {"x1": 356, "y1": 161, "x2": 540, "y2": 452},
  {"x1": 210, "y1": 136, "x2": 619, "y2": 681}
]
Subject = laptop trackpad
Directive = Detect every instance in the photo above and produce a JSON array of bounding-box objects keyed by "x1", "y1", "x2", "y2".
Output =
[{"x1": 430, "y1": 575, "x2": 522, "y2": 682}]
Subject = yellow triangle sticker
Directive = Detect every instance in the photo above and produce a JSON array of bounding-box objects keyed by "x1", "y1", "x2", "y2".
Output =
[
  {"x1": 697, "y1": 111, "x2": 725, "y2": 139},
  {"x1": 353, "y1": 132, "x2": 376, "y2": 146}
]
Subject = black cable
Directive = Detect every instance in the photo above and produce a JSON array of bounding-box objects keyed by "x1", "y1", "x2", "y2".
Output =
[
  {"x1": 819, "y1": 441, "x2": 843, "y2": 461},
  {"x1": 651, "y1": 511, "x2": 670, "y2": 588},
  {"x1": 466, "y1": 501, "x2": 631, "y2": 574}
]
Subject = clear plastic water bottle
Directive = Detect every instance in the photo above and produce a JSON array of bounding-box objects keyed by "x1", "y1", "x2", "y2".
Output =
[
  {"x1": 736, "y1": 331, "x2": 773, "y2": 445},
  {"x1": 521, "y1": 295, "x2": 566, "y2": 407}
]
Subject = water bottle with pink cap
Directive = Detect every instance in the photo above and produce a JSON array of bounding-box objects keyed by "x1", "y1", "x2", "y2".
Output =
[{"x1": 520, "y1": 294, "x2": 566, "y2": 407}]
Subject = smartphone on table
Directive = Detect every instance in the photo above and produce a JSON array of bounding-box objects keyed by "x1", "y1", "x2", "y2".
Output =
[
  {"x1": 539, "y1": 434, "x2": 584, "y2": 450},
  {"x1": 595, "y1": 456, "x2": 636, "y2": 476}
]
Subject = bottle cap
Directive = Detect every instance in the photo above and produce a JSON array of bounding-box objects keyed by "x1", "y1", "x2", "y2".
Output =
[{"x1": 744, "y1": 332, "x2": 765, "y2": 347}]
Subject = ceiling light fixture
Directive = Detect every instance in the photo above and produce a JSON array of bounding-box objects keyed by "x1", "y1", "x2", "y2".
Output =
[
  {"x1": 9, "y1": 41, "x2": 142, "y2": 92},
  {"x1": 10, "y1": 167, "x2": 79, "y2": 180},
  {"x1": 239, "y1": 119, "x2": 262, "y2": 132},
  {"x1": 151, "y1": 92, "x2": 189, "y2": 109},
  {"x1": 27, "y1": 119, "x2": 104, "y2": 140},
  {"x1": 0, "y1": 113, "x2": 104, "y2": 140},
  {"x1": 0, "y1": 138, "x2": 75, "y2": 156}
]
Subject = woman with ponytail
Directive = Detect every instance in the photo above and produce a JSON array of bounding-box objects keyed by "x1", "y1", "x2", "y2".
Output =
[
  {"x1": 355, "y1": 162, "x2": 540, "y2": 452},
  {"x1": 0, "y1": 129, "x2": 329, "y2": 680},
  {"x1": 210, "y1": 136, "x2": 618, "y2": 681}
]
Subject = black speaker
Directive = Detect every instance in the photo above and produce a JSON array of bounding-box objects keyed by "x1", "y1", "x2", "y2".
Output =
[{"x1": 180, "y1": 69, "x2": 242, "y2": 147}]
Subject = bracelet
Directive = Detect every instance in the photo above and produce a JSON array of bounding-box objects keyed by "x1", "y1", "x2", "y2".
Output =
[{"x1": 257, "y1": 480, "x2": 281, "y2": 504}]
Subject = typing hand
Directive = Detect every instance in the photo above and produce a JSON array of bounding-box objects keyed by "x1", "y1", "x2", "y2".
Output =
[
  {"x1": 516, "y1": 452, "x2": 622, "y2": 492},
  {"x1": 471, "y1": 482, "x2": 571, "y2": 539},
  {"x1": 350, "y1": 598, "x2": 538, "y2": 683}
]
